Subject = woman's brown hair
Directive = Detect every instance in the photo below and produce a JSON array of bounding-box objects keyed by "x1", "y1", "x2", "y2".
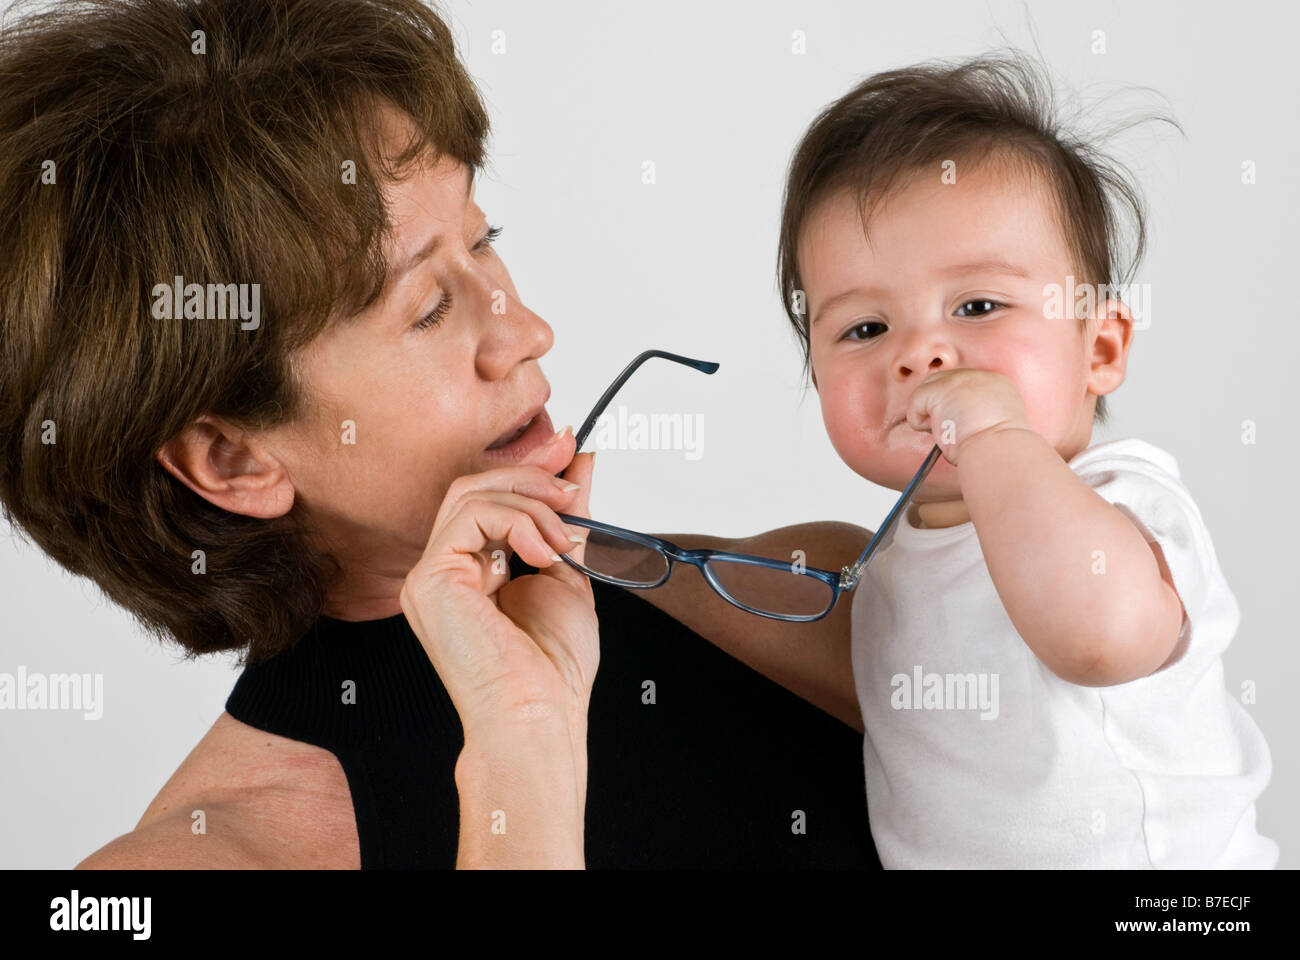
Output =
[
  {"x1": 0, "y1": 0, "x2": 489, "y2": 663},
  {"x1": 777, "y1": 49, "x2": 1180, "y2": 424}
]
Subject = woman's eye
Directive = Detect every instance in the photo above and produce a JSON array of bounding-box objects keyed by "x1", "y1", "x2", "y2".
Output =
[
  {"x1": 413, "y1": 292, "x2": 451, "y2": 331},
  {"x1": 412, "y1": 227, "x2": 503, "y2": 331},
  {"x1": 954, "y1": 299, "x2": 1003, "y2": 317},
  {"x1": 841, "y1": 320, "x2": 887, "y2": 341},
  {"x1": 475, "y1": 224, "x2": 502, "y2": 252}
]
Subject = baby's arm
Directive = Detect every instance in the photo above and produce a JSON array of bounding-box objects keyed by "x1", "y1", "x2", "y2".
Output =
[
  {"x1": 957, "y1": 425, "x2": 1186, "y2": 686},
  {"x1": 632, "y1": 522, "x2": 865, "y2": 731}
]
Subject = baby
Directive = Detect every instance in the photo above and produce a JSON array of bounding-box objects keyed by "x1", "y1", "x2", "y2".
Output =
[{"x1": 776, "y1": 53, "x2": 1278, "y2": 868}]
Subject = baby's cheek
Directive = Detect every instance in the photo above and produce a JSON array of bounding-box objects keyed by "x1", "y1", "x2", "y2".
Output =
[
  {"x1": 821, "y1": 396, "x2": 864, "y2": 453},
  {"x1": 825, "y1": 409, "x2": 888, "y2": 481}
]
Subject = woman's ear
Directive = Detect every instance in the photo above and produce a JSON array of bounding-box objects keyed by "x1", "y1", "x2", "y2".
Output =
[{"x1": 155, "y1": 415, "x2": 295, "y2": 519}]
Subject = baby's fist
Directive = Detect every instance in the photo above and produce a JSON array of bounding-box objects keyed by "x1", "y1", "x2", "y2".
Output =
[{"x1": 905, "y1": 369, "x2": 1031, "y2": 465}]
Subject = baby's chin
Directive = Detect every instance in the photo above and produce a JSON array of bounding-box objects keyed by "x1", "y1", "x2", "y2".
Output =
[{"x1": 846, "y1": 430, "x2": 955, "y2": 492}]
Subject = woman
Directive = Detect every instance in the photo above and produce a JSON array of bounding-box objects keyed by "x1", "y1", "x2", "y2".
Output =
[{"x1": 0, "y1": 0, "x2": 873, "y2": 868}]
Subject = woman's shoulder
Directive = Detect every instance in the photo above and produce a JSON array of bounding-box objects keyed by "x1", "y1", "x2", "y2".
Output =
[{"x1": 76, "y1": 711, "x2": 360, "y2": 869}]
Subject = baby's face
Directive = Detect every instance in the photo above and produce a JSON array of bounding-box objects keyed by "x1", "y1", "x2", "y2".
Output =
[{"x1": 800, "y1": 162, "x2": 1103, "y2": 499}]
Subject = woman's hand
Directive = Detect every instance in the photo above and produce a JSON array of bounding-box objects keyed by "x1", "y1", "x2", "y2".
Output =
[
  {"x1": 398, "y1": 425, "x2": 597, "y2": 867},
  {"x1": 401, "y1": 425, "x2": 597, "y2": 728}
]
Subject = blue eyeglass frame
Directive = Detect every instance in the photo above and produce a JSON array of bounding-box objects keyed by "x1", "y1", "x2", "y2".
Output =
[{"x1": 554, "y1": 349, "x2": 943, "y2": 622}]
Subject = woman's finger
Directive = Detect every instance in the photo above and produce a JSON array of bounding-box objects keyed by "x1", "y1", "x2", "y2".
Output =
[
  {"x1": 562, "y1": 451, "x2": 595, "y2": 520},
  {"x1": 433, "y1": 464, "x2": 582, "y2": 536},
  {"x1": 429, "y1": 497, "x2": 572, "y2": 578},
  {"x1": 535, "y1": 450, "x2": 595, "y2": 591},
  {"x1": 446, "y1": 490, "x2": 585, "y2": 563},
  {"x1": 557, "y1": 452, "x2": 594, "y2": 569},
  {"x1": 520, "y1": 424, "x2": 577, "y2": 475}
]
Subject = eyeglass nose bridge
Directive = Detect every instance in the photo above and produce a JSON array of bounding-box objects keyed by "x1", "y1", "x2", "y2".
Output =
[
  {"x1": 620, "y1": 541, "x2": 712, "y2": 588},
  {"x1": 669, "y1": 548, "x2": 752, "y2": 605},
  {"x1": 563, "y1": 522, "x2": 846, "y2": 623},
  {"x1": 588, "y1": 528, "x2": 717, "y2": 586}
]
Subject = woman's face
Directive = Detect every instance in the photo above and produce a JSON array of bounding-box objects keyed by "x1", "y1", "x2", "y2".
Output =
[{"x1": 165, "y1": 104, "x2": 564, "y2": 618}]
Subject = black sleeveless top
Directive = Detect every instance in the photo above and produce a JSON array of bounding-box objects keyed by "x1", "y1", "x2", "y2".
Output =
[{"x1": 225, "y1": 553, "x2": 879, "y2": 868}]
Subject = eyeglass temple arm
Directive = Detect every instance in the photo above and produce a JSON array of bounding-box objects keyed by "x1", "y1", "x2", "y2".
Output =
[
  {"x1": 839, "y1": 443, "x2": 944, "y2": 590},
  {"x1": 571, "y1": 349, "x2": 720, "y2": 452}
]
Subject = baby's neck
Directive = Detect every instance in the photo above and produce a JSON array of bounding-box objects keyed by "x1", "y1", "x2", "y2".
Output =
[{"x1": 912, "y1": 499, "x2": 972, "y2": 529}]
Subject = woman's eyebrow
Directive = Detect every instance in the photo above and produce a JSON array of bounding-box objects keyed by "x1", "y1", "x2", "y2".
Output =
[
  {"x1": 387, "y1": 168, "x2": 475, "y2": 283},
  {"x1": 391, "y1": 231, "x2": 446, "y2": 282}
]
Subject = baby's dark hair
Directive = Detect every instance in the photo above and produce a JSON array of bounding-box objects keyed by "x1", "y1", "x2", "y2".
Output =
[{"x1": 777, "y1": 48, "x2": 1180, "y2": 425}]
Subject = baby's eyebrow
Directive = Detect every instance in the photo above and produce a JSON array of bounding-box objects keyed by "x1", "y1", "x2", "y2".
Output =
[{"x1": 939, "y1": 258, "x2": 1033, "y2": 279}]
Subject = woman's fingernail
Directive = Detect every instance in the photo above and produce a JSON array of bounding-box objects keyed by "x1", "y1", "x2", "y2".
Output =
[
  {"x1": 568, "y1": 534, "x2": 585, "y2": 543},
  {"x1": 553, "y1": 478, "x2": 581, "y2": 492},
  {"x1": 549, "y1": 553, "x2": 562, "y2": 562},
  {"x1": 550, "y1": 425, "x2": 573, "y2": 444}
]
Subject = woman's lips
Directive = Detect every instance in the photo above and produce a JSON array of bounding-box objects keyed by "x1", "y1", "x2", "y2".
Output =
[{"x1": 481, "y1": 407, "x2": 555, "y2": 462}]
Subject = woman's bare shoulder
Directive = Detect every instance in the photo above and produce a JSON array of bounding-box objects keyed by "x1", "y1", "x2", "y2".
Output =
[{"x1": 76, "y1": 711, "x2": 360, "y2": 869}]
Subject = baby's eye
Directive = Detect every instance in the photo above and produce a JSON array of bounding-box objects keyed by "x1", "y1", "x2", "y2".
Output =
[
  {"x1": 954, "y1": 299, "x2": 1004, "y2": 317},
  {"x1": 841, "y1": 320, "x2": 887, "y2": 342}
]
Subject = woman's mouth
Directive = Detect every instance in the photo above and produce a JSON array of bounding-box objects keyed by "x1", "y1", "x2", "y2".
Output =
[{"x1": 482, "y1": 407, "x2": 555, "y2": 462}]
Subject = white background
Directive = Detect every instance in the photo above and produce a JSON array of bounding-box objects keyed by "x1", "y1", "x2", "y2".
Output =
[{"x1": 2, "y1": 0, "x2": 1295, "y2": 868}]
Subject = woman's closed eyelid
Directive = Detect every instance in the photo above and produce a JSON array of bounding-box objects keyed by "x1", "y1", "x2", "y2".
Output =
[{"x1": 409, "y1": 225, "x2": 504, "y2": 331}]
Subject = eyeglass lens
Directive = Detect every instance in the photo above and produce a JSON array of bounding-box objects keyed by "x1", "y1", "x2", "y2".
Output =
[{"x1": 571, "y1": 530, "x2": 834, "y2": 618}]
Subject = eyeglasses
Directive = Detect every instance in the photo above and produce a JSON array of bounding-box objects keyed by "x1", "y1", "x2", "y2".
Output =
[{"x1": 555, "y1": 349, "x2": 942, "y2": 622}]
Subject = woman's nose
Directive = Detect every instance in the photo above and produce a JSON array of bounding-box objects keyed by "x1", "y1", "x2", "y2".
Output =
[{"x1": 473, "y1": 283, "x2": 554, "y2": 381}]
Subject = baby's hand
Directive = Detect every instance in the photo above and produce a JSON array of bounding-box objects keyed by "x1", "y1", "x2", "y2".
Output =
[{"x1": 905, "y1": 369, "x2": 1032, "y2": 466}]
